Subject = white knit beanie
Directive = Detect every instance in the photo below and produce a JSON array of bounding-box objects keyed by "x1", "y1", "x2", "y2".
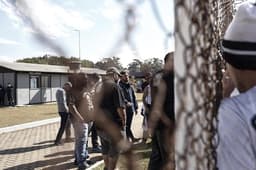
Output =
[{"x1": 222, "y1": 1, "x2": 256, "y2": 70}]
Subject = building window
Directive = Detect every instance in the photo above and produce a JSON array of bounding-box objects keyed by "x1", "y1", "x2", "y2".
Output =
[
  {"x1": 30, "y1": 76, "x2": 40, "y2": 89},
  {"x1": 41, "y1": 75, "x2": 51, "y2": 88}
]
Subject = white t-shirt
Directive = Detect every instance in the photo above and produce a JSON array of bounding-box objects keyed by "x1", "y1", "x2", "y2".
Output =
[{"x1": 217, "y1": 86, "x2": 256, "y2": 170}]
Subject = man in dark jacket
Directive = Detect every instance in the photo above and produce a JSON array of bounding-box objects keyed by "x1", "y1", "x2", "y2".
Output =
[{"x1": 119, "y1": 70, "x2": 139, "y2": 142}]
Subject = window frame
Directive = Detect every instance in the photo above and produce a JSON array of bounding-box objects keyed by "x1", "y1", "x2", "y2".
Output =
[{"x1": 30, "y1": 75, "x2": 40, "y2": 89}]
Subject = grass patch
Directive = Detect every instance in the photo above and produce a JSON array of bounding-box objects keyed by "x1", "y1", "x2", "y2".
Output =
[
  {"x1": 0, "y1": 93, "x2": 142, "y2": 128},
  {"x1": 0, "y1": 103, "x2": 58, "y2": 128},
  {"x1": 93, "y1": 142, "x2": 151, "y2": 170}
]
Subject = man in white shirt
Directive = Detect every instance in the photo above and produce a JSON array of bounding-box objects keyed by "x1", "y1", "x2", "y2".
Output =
[{"x1": 218, "y1": 1, "x2": 256, "y2": 169}]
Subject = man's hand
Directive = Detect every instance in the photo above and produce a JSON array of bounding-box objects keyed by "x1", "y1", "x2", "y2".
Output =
[
  {"x1": 126, "y1": 102, "x2": 132, "y2": 107},
  {"x1": 148, "y1": 109, "x2": 161, "y2": 135},
  {"x1": 135, "y1": 110, "x2": 138, "y2": 115}
]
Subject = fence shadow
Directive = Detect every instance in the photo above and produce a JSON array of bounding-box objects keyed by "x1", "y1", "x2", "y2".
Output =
[
  {"x1": 33, "y1": 140, "x2": 55, "y2": 145},
  {"x1": 45, "y1": 150, "x2": 74, "y2": 158},
  {"x1": 0, "y1": 144, "x2": 55, "y2": 155},
  {"x1": 3, "y1": 155, "x2": 74, "y2": 170}
]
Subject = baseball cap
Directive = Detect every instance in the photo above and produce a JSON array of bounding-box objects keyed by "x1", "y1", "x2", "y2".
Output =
[
  {"x1": 221, "y1": 1, "x2": 256, "y2": 70},
  {"x1": 106, "y1": 67, "x2": 120, "y2": 75}
]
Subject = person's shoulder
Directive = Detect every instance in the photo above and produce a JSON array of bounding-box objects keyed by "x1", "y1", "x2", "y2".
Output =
[
  {"x1": 103, "y1": 79, "x2": 115, "y2": 87},
  {"x1": 57, "y1": 88, "x2": 64, "y2": 92},
  {"x1": 219, "y1": 89, "x2": 255, "y2": 122},
  {"x1": 228, "y1": 87, "x2": 256, "y2": 109},
  {"x1": 56, "y1": 88, "x2": 65, "y2": 94}
]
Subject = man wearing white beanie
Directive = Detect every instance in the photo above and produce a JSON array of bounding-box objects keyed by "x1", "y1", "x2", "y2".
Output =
[{"x1": 217, "y1": 1, "x2": 256, "y2": 170}]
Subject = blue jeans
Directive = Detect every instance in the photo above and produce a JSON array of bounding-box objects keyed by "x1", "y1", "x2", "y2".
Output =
[{"x1": 71, "y1": 118, "x2": 89, "y2": 165}]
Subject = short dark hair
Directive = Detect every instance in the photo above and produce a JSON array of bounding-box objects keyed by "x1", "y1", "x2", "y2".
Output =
[
  {"x1": 120, "y1": 70, "x2": 128, "y2": 75},
  {"x1": 164, "y1": 52, "x2": 174, "y2": 63},
  {"x1": 64, "y1": 82, "x2": 72, "y2": 87},
  {"x1": 88, "y1": 73, "x2": 100, "y2": 82},
  {"x1": 68, "y1": 72, "x2": 88, "y2": 90}
]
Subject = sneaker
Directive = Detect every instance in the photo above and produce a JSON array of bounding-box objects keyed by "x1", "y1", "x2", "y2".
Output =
[
  {"x1": 92, "y1": 146, "x2": 102, "y2": 153},
  {"x1": 86, "y1": 159, "x2": 94, "y2": 165},
  {"x1": 74, "y1": 159, "x2": 78, "y2": 165},
  {"x1": 132, "y1": 138, "x2": 140, "y2": 143},
  {"x1": 54, "y1": 141, "x2": 63, "y2": 146}
]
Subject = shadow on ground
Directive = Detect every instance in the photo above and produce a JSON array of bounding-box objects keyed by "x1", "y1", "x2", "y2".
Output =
[
  {"x1": 33, "y1": 140, "x2": 55, "y2": 145},
  {"x1": 3, "y1": 155, "x2": 74, "y2": 170},
  {"x1": 3, "y1": 150, "x2": 103, "y2": 170},
  {"x1": 0, "y1": 144, "x2": 55, "y2": 155},
  {"x1": 45, "y1": 150, "x2": 73, "y2": 158}
]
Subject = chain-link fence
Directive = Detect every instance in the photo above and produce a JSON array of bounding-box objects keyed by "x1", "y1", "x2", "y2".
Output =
[{"x1": 174, "y1": 0, "x2": 246, "y2": 170}]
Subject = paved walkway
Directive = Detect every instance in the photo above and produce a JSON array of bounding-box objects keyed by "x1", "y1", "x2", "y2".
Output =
[{"x1": 0, "y1": 110, "x2": 144, "y2": 170}]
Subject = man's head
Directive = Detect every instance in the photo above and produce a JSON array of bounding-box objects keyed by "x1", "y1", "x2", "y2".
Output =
[
  {"x1": 88, "y1": 73, "x2": 101, "y2": 87},
  {"x1": 145, "y1": 72, "x2": 152, "y2": 83},
  {"x1": 68, "y1": 72, "x2": 88, "y2": 91},
  {"x1": 106, "y1": 67, "x2": 120, "y2": 82},
  {"x1": 164, "y1": 52, "x2": 174, "y2": 71},
  {"x1": 63, "y1": 82, "x2": 72, "y2": 91},
  {"x1": 120, "y1": 70, "x2": 129, "y2": 83},
  {"x1": 221, "y1": 1, "x2": 256, "y2": 91}
]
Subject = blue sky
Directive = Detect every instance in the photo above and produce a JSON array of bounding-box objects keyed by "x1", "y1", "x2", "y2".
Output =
[{"x1": 0, "y1": 0, "x2": 174, "y2": 67}]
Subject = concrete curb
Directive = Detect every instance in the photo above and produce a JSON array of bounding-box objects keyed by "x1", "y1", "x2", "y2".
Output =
[{"x1": 0, "y1": 117, "x2": 60, "y2": 134}]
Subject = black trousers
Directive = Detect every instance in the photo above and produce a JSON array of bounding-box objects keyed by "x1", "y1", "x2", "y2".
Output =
[
  {"x1": 55, "y1": 112, "x2": 71, "y2": 142},
  {"x1": 91, "y1": 123, "x2": 100, "y2": 148},
  {"x1": 148, "y1": 130, "x2": 168, "y2": 170},
  {"x1": 0, "y1": 96, "x2": 4, "y2": 105},
  {"x1": 126, "y1": 110, "x2": 135, "y2": 140}
]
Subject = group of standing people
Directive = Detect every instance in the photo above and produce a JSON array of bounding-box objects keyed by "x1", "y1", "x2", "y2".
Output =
[
  {"x1": 53, "y1": 51, "x2": 175, "y2": 170},
  {"x1": 52, "y1": 2, "x2": 256, "y2": 169},
  {"x1": 54, "y1": 66, "x2": 140, "y2": 170},
  {"x1": 0, "y1": 83, "x2": 14, "y2": 106}
]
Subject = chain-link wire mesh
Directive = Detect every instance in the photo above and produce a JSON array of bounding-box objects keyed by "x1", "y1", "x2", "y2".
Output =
[{"x1": 174, "y1": 0, "x2": 245, "y2": 169}]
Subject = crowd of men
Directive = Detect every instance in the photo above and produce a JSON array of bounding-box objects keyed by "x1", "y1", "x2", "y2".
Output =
[
  {"x1": 54, "y1": 52, "x2": 174, "y2": 170},
  {"x1": 51, "y1": 1, "x2": 256, "y2": 170}
]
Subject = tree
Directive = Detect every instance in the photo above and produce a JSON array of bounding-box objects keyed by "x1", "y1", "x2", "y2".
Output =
[
  {"x1": 16, "y1": 55, "x2": 95, "y2": 68},
  {"x1": 95, "y1": 56, "x2": 123, "y2": 70},
  {"x1": 81, "y1": 59, "x2": 95, "y2": 68},
  {"x1": 127, "y1": 59, "x2": 143, "y2": 73},
  {"x1": 127, "y1": 57, "x2": 163, "y2": 74},
  {"x1": 141, "y1": 58, "x2": 163, "y2": 73}
]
